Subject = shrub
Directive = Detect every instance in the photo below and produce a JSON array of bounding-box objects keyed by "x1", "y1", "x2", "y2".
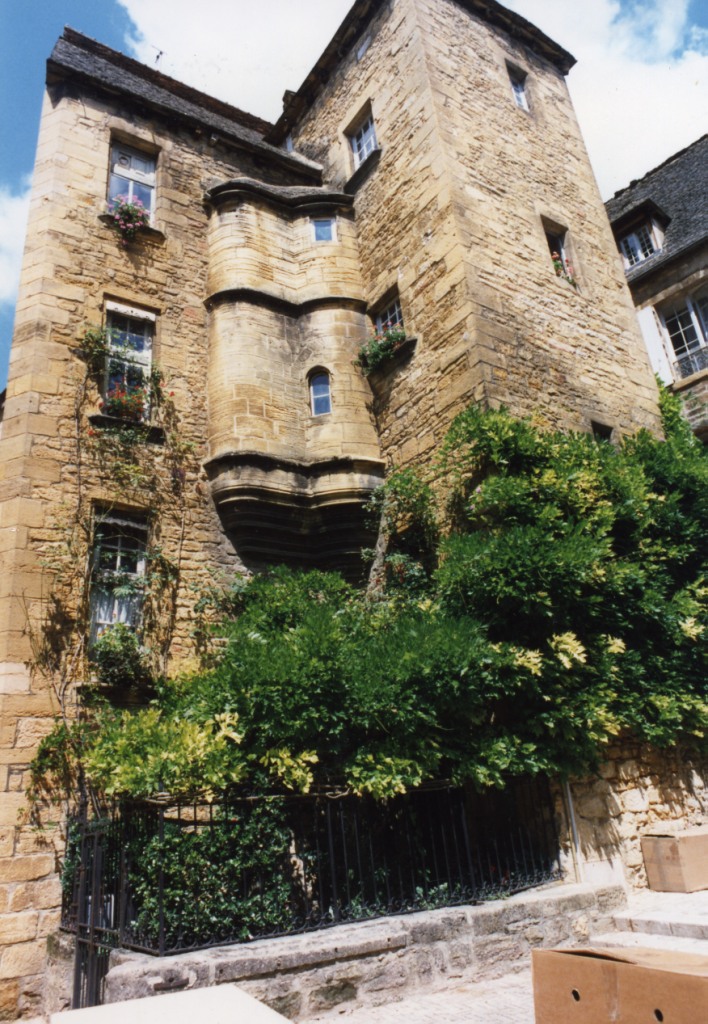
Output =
[{"x1": 90, "y1": 623, "x2": 151, "y2": 688}]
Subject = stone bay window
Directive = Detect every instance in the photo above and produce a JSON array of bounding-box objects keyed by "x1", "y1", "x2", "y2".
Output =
[{"x1": 203, "y1": 177, "x2": 384, "y2": 578}]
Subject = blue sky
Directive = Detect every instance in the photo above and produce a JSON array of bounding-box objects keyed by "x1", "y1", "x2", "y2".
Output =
[{"x1": 1, "y1": 0, "x2": 706, "y2": 390}]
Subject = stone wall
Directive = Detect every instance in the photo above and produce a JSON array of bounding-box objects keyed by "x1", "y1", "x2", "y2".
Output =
[
  {"x1": 99, "y1": 882, "x2": 625, "y2": 1021},
  {"x1": 0, "y1": 61, "x2": 318, "y2": 1019},
  {"x1": 563, "y1": 741, "x2": 707, "y2": 889},
  {"x1": 289, "y1": 0, "x2": 661, "y2": 473},
  {"x1": 674, "y1": 370, "x2": 708, "y2": 441}
]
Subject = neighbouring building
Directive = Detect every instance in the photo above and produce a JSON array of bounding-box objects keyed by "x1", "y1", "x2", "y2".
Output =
[
  {"x1": 606, "y1": 134, "x2": 708, "y2": 441},
  {"x1": 1, "y1": 0, "x2": 691, "y2": 1017}
]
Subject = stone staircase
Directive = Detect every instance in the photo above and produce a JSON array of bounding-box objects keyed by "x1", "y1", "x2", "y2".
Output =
[{"x1": 591, "y1": 888, "x2": 708, "y2": 957}]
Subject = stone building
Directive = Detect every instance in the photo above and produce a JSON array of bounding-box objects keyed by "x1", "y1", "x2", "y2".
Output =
[
  {"x1": 0, "y1": 0, "x2": 685, "y2": 1018},
  {"x1": 606, "y1": 134, "x2": 708, "y2": 441}
]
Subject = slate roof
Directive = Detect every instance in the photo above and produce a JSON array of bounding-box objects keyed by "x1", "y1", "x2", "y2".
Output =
[
  {"x1": 47, "y1": 28, "x2": 321, "y2": 178},
  {"x1": 605, "y1": 135, "x2": 708, "y2": 285}
]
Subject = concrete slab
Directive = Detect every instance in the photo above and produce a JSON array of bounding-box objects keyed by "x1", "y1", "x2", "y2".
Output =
[{"x1": 49, "y1": 984, "x2": 290, "y2": 1024}]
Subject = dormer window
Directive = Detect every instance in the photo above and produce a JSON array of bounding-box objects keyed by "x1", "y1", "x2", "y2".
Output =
[{"x1": 619, "y1": 222, "x2": 661, "y2": 268}]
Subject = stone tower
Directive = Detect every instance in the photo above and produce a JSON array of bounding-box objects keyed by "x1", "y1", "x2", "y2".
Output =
[{"x1": 0, "y1": 1, "x2": 660, "y2": 1017}]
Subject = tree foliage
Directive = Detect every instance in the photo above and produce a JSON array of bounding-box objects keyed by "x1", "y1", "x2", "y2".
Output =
[{"x1": 31, "y1": 391, "x2": 707, "y2": 804}]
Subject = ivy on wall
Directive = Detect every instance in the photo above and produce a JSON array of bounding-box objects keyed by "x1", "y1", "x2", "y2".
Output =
[{"x1": 26, "y1": 324, "x2": 197, "y2": 817}]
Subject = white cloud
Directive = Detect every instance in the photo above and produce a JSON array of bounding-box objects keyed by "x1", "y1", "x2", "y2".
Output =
[
  {"x1": 0, "y1": 178, "x2": 31, "y2": 307},
  {"x1": 116, "y1": 0, "x2": 354, "y2": 122},
  {"x1": 503, "y1": 0, "x2": 708, "y2": 196}
]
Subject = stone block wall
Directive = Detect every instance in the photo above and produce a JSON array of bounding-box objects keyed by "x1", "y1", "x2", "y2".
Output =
[
  {"x1": 0, "y1": 51, "x2": 321, "y2": 1019},
  {"x1": 0, "y1": 822, "x2": 63, "y2": 1020},
  {"x1": 97, "y1": 882, "x2": 625, "y2": 1021},
  {"x1": 674, "y1": 370, "x2": 708, "y2": 441},
  {"x1": 561, "y1": 741, "x2": 707, "y2": 889},
  {"x1": 289, "y1": 0, "x2": 661, "y2": 473}
]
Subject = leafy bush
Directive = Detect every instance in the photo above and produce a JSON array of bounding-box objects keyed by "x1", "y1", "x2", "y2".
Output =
[
  {"x1": 90, "y1": 624, "x2": 151, "y2": 688},
  {"x1": 127, "y1": 800, "x2": 292, "y2": 946},
  {"x1": 32, "y1": 394, "x2": 707, "y2": 804}
]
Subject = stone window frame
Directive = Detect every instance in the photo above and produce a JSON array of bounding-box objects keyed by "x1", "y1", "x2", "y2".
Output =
[
  {"x1": 308, "y1": 368, "x2": 333, "y2": 417},
  {"x1": 108, "y1": 140, "x2": 158, "y2": 222},
  {"x1": 89, "y1": 508, "x2": 149, "y2": 644},
  {"x1": 542, "y1": 217, "x2": 579, "y2": 288},
  {"x1": 312, "y1": 217, "x2": 337, "y2": 243},
  {"x1": 506, "y1": 62, "x2": 530, "y2": 112},
  {"x1": 347, "y1": 106, "x2": 378, "y2": 170},
  {"x1": 103, "y1": 300, "x2": 157, "y2": 423}
]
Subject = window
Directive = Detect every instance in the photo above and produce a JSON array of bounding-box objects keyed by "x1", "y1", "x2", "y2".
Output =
[
  {"x1": 349, "y1": 111, "x2": 378, "y2": 168},
  {"x1": 356, "y1": 36, "x2": 371, "y2": 61},
  {"x1": 619, "y1": 222, "x2": 660, "y2": 268},
  {"x1": 508, "y1": 66, "x2": 529, "y2": 111},
  {"x1": 108, "y1": 142, "x2": 156, "y2": 219},
  {"x1": 312, "y1": 217, "x2": 336, "y2": 242},
  {"x1": 375, "y1": 295, "x2": 404, "y2": 333},
  {"x1": 103, "y1": 303, "x2": 154, "y2": 421},
  {"x1": 591, "y1": 421, "x2": 614, "y2": 442},
  {"x1": 89, "y1": 512, "x2": 148, "y2": 642},
  {"x1": 661, "y1": 293, "x2": 708, "y2": 379},
  {"x1": 545, "y1": 229, "x2": 576, "y2": 286},
  {"x1": 309, "y1": 371, "x2": 332, "y2": 416}
]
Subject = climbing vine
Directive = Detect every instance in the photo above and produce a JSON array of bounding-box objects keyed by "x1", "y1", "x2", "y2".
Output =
[{"x1": 27, "y1": 323, "x2": 196, "y2": 814}]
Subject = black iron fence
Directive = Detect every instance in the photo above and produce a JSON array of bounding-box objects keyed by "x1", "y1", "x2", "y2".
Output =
[{"x1": 63, "y1": 778, "x2": 561, "y2": 1007}]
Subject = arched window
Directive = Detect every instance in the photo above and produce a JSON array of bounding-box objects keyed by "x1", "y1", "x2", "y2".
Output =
[{"x1": 309, "y1": 371, "x2": 332, "y2": 416}]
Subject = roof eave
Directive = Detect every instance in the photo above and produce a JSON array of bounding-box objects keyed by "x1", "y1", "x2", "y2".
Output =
[{"x1": 266, "y1": 0, "x2": 576, "y2": 144}]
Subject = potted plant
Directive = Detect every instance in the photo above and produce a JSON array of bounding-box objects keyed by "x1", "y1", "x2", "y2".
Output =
[
  {"x1": 109, "y1": 194, "x2": 150, "y2": 245},
  {"x1": 100, "y1": 384, "x2": 149, "y2": 421},
  {"x1": 355, "y1": 324, "x2": 408, "y2": 374}
]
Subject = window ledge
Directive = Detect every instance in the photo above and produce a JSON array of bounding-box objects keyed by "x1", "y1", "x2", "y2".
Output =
[
  {"x1": 345, "y1": 148, "x2": 382, "y2": 195},
  {"x1": 365, "y1": 336, "x2": 417, "y2": 383},
  {"x1": 88, "y1": 413, "x2": 165, "y2": 444},
  {"x1": 98, "y1": 213, "x2": 166, "y2": 245}
]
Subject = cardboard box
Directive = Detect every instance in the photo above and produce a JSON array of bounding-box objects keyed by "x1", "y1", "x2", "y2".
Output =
[
  {"x1": 532, "y1": 946, "x2": 708, "y2": 1024},
  {"x1": 641, "y1": 825, "x2": 708, "y2": 892}
]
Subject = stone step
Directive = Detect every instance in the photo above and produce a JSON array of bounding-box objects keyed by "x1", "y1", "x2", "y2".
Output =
[
  {"x1": 591, "y1": 930, "x2": 708, "y2": 957},
  {"x1": 611, "y1": 908, "x2": 708, "y2": 941}
]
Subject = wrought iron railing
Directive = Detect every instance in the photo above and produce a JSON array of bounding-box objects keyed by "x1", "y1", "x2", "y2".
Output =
[
  {"x1": 674, "y1": 347, "x2": 708, "y2": 379},
  {"x1": 62, "y1": 779, "x2": 561, "y2": 1007}
]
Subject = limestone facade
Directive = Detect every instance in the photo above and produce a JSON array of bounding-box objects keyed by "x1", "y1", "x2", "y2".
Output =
[{"x1": 0, "y1": 1, "x2": 671, "y2": 1018}]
